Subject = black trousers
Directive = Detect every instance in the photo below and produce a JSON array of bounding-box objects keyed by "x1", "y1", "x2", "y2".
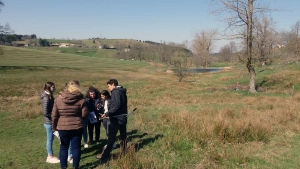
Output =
[
  {"x1": 88, "y1": 120, "x2": 100, "y2": 141},
  {"x1": 101, "y1": 123, "x2": 127, "y2": 157}
]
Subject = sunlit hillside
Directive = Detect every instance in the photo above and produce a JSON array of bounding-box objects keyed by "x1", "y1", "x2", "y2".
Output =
[{"x1": 0, "y1": 45, "x2": 300, "y2": 169}]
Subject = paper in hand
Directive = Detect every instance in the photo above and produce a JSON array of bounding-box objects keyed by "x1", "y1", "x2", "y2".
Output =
[{"x1": 53, "y1": 131, "x2": 61, "y2": 144}]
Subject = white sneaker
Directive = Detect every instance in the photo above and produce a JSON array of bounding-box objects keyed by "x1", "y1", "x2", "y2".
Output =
[
  {"x1": 46, "y1": 156, "x2": 60, "y2": 164},
  {"x1": 84, "y1": 143, "x2": 88, "y2": 148},
  {"x1": 68, "y1": 157, "x2": 73, "y2": 164}
]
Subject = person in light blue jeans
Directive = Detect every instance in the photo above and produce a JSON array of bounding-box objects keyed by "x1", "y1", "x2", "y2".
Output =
[
  {"x1": 43, "y1": 124, "x2": 57, "y2": 160},
  {"x1": 41, "y1": 82, "x2": 60, "y2": 163},
  {"x1": 82, "y1": 117, "x2": 89, "y2": 148}
]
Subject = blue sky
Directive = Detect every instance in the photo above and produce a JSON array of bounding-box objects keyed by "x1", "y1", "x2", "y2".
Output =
[{"x1": 0, "y1": 0, "x2": 299, "y2": 52}]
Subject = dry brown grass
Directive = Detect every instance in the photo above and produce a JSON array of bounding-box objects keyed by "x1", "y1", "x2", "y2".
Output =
[
  {"x1": 2, "y1": 46, "x2": 300, "y2": 168},
  {"x1": 2, "y1": 66, "x2": 300, "y2": 168}
]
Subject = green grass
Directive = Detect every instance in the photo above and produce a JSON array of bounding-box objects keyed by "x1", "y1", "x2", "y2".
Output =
[{"x1": 1, "y1": 45, "x2": 300, "y2": 168}]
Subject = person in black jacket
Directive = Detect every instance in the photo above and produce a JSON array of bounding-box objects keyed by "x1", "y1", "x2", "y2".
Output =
[
  {"x1": 85, "y1": 86, "x2": 102, "y2": 144},
  {"x1": 41, "y1": 82, "x2": 60, "y2": 164},
  {"x1": 97, "y1": 79, "x2": 128, "y2": 159}
]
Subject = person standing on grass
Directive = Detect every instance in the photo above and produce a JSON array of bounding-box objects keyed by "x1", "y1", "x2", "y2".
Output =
[
  {"x1": 41, "y1": 82, "x2": 60, "y2": 164},
  {"x1": 100, "y1": 90, "x2": 116, "y2": 149},
  {"x1": 82, "y1": 110, "x2": 89, "y2": 148},
  {"x1": 97, "y1": 79, "x2": 128, "y2": 160},
  {"x1": 85, "y1": 86, "x2": 102, "y2": 144},
  {"x1": 52, "y1": 80, "x2": 89, "y2": 169}
]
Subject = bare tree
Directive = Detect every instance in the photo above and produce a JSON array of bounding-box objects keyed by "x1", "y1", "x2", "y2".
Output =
[
  {"x1": 212, "y1": 0, "x2": 272, "y2": 93},
  {"x1": 131, "y1": 43, "x2": 144, "y2": 61},
  {"x1": 155, "y1": 42, "x2": 175, "y2": 65},
  {"x1": 0, "y1": 0, "x2": 4, "y2": 12},
  {"x1": 0, "y1": 1, "x2": 8, "y2": 55},
  {"x1": 287, "y1": 21, "x2": 300, "y2": 63},
  {"x1": 192, "y1": 29, "x2": 218, "y2": 68},
  {"x1": 172, "y1": 41, "x2": 191, "y2": 82},
  {"x1": 114, "y1": 41, "x2": 128, "y2": 51},
  {"x1": 253, "y1": 17, "x2": 277, "y2": 64},
  {"x1": 0, "y1": 1, "x2": 11, "y2": 35},
  {"x1": 219, "y1": 44, "x2": 233, "y2": 62},
  {"x1": 0, "y1": 23, "x2": 13, "y2": 34}
]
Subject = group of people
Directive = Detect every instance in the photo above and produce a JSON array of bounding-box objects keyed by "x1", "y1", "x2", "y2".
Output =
[{"x1": 41, "y1": 79, "x2": 128, "y2": 169}]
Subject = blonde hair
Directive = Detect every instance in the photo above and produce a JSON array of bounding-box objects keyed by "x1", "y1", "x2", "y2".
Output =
[{"x1": 65, "y1": 80, "x2": 82, "y2": 93}]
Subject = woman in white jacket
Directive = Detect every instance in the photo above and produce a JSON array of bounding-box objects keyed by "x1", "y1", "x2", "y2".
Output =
[{"x1": 100, "y1": 90, "x2": 116, "y2": 149}]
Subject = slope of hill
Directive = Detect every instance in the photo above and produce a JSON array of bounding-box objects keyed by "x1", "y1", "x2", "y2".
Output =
[
  {"x1": 0, "y1": 45, "x2": 153, "y2": 71},
  {"x1": 0, "y1": 46, "x2": 300, "y2": 169}
]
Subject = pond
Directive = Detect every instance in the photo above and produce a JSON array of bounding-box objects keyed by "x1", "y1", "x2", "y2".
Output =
[
  {"x1": 168, "y1": 68, "x2": 221, "y2": 73},
  {"x1": 187, "y1": 68, "x2": 221, "y2": 73}
]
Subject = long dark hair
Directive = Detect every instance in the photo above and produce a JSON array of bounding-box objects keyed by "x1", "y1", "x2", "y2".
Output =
[
  {"x1": 44, "y1": 82, "x2": 55, "y2": 100},
  {"x1": 85, "y1": 86, "x2": 100, "y2": 99},
  {"x1": 100, "y1": 90, "x2": 111, "y2": 100}
]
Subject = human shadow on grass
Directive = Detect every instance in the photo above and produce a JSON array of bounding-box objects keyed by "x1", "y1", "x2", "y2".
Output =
[
  {"x1": 81, "y1": 140, "x2": 106, "y2": 159},
  {"x1": 81, "y1": 156, "x2": 114, "y2": 169},
  {"x1": 128, "y1": 133, "x2": 164, "y2": 152},
  {"x1": 81, "y1": 129, "x2": 141, "y2": 160},
  {"x1": 80, "y1": 129, "x2": 163, "y2": 168}
]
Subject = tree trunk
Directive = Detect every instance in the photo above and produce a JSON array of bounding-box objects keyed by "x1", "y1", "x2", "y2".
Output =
[
  {"x1": 247, "y1": 0, "x2": 257, "y2": 93},
  {"x1": 247, "y1": 60, "x2": 256, "y2": 93}
]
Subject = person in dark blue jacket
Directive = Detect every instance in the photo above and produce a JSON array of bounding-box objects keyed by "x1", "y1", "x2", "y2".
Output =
[{"x1": 97, "y1": 79, "x2": 128, "y2": 159}]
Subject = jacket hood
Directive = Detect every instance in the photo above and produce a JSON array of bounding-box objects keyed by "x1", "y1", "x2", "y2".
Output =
[
  {"x1": 40, "y1": 90, "x2": 49, "y2": 99},
  {"x1": 114, "y1": 86, "x2": 127, "y2": 94},
  {"x1": 59, "y1": 91, "x2": 84, "y2": 104}
]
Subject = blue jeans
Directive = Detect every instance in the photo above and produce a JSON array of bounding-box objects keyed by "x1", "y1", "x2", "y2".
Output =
[
  {"x1": 59, "y1": 129, "x2": 83, "y2": 169},
  {"x1": 68, "y1": 144, "x2": 72, "y2": 158},
  {"x1": 82, "y1": 117, "x2": 89, "y2": 143},
  {"x1": 102, "y1": 118, "x2": 110, "y2": 137},
  {"x1": 43, "y1": 124, "x2": 54, "y2": 156}
]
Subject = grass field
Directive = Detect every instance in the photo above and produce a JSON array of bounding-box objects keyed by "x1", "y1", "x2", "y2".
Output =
[{"x1": 1, "y1": 45, "x2": 300, "y2": 169}]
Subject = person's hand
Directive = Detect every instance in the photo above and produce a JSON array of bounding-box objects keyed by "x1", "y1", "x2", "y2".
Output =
[
  {"x1": 96, "y1": 103, "x2": 101, "y2": 110},
  {"x1": 53, "y1": 131, "x2": 60, "y2": 138},
  {"x1": 101, "y1": 113, "x2": 106, "y2": 118}
]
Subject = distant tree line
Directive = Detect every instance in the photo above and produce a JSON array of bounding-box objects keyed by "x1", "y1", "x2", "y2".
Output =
[
  {"x1": 0, "y1": 34, "x2": 37, "y2": 44},
  {"x1": 39, "y1": 38, "x2": 50, "y2": 47},
  {"x1": 144, "y1": 40, "x2": 161, "y2": 45}
]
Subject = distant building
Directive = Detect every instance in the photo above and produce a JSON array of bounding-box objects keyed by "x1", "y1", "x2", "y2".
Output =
[
  {"x1": 59, "y1": 43, "x2": 75, "y2": 48},
  {"x1": 59, "y1": 43, "x2": 69, "y2": 48}
]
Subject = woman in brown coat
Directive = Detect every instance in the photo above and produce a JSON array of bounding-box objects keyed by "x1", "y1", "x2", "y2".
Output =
[{"x1": 52, "y1": 80, "x2": 89, "y2": 169}]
